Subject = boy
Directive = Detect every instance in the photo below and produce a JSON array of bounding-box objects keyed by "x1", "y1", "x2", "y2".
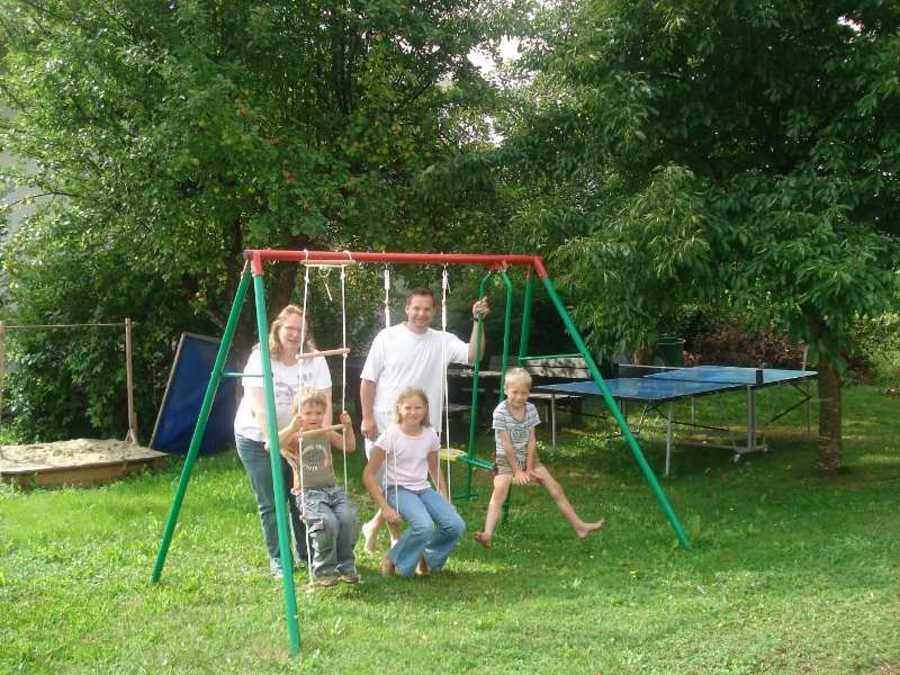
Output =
[
  {"x1": 279, "y1": 389, "x2": 360, "y2": 586},
  {"x1": 473, "y1": 368, "x2": 605, "y2": 548}
]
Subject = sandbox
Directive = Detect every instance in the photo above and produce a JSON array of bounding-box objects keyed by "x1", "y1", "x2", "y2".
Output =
[{"x1": 0, "y1": 439, "x2": 168, "y2": 488}]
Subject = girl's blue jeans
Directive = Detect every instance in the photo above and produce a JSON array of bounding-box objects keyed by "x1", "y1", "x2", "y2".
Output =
[
  {"x1": 386, "y1": 486, "x2": 465, "y2": 577},
  {"x1": 235, "y1": 434, "x2": 307, "y2": 565}
]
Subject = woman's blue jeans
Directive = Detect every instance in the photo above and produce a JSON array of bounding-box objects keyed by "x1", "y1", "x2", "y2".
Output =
[
  {"x1": 235, "y1": 434, "x2": 307, "y2": 565},
  {"x1": 386, "y1": 486, "x2": 465, "y2": 577}
]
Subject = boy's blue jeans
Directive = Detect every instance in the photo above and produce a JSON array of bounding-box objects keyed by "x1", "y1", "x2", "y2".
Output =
[
  {"x1": 386, "y1": 486, "x2": 465, "y2": 577},
  {"x1": 297, "y1": 486, "x2": 359, "y2": 577},
  {"x1": 235, "y1": 434, "x2": 307, "y2": 565}
]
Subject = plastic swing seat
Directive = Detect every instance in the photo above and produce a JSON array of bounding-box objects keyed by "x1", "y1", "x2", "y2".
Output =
[{"x1": 438, "y1": 447, "x2": 494, "y2": 472}]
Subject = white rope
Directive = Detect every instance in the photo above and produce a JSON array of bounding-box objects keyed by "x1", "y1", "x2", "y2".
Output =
[
  {"x1": 340, "y1": 264, "x2": 349, "y2": 492},
  {"x1": 383, "y1": 267, "x2": 391, "y2": 327},
  {"x1": 441, "y1": 267, "x2": 453, "y2": 503},
  {"x1": 298, "y1": 261, "x2": 314, "y2": 582},
  {"x1": 381, "y1": 265, "x2": 400, "y2": 531}
]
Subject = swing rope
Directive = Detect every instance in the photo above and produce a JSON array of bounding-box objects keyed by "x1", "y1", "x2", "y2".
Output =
[
  {"x1": 441, "y1": 267, "x2": 453, "y2": 502},
  {"x1": 293, "y1": 251, "x2": 355, "y2": 583},
  {"x1": 340, "y1": 262, "x2": 349, "y2": 492},
  {"x1": 383, "y1": 267, "x2": 391, "y2": 327},
  {"x1": 298, "y1": 258, "x2": 315, "y2": 581},
  {"x1": 381, "y1": 267, "x2": 399, "y2": 528}
]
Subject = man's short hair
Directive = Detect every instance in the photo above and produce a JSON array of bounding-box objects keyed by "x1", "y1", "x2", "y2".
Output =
[{"x1": 405, "y1": 287, "x2": 435, "y2": 305}]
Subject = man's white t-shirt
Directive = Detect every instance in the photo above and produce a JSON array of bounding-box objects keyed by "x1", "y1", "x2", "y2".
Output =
[
  {"x1": 360, "y1": 323, "x2": 469, "y2": 432},
  {"x1": 374, "y1": 424, "x2": 440, "y2": 492},
  {"x1": 233, "y1": 347, "x2": 332, "y2": 443}
]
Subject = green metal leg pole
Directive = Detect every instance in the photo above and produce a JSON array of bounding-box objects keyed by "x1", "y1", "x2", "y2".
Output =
[
  {"x1": 540, "y1": 277, "x2": 691, "y2": 549},
  {"x1": 151, "y1": 267, "x2": 251, "y2": 584},
  {"x1": 518, "y1": 270, "x2": 535, "y2": 363},
  {"x1": 252, "y1": 273, "x2": 302, "y2": 656},
  {"x1": 497, "y1": 271, "x2": 514, "y2": 523},
  {"x1": 497, "y1": 271, "x2": 513, "y2": 399},
  {"x1": 463, "y1": 272, "x2": 492, "y2": 499}
]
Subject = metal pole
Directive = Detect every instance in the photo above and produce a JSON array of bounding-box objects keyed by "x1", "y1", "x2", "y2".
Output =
[
  {"x1": 246, "y1": 249, "x2": 539, "y2": 268},
  {"x1": 251, "y1": 266, "x2": 302, "y2": 656},
  {"x1": 0, "y1": 321, "x2": 5, "y2": 439},
  {"x1": 151, "y1": 267, "x2": 252, "y2": 583},
  {"x1": 463, "y1": 272, "x2": 491, "y2": 499},
  {"x1": 539, "y1": 276, "x2": 691, "y2": 549},
  {"x1": 497, "y1": 270, "x2": 513, "y2": 399},
  {"x1": 518, "y1": 270, "x2": 535, "y2": 363},
  {"x1": 124, "y1": 318, "x2": 138, "y2": 444}
]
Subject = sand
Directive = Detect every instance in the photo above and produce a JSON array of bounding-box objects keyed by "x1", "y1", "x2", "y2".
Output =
[{"x1": 0, "y1": 438, "x2": 167, "y2": 473}]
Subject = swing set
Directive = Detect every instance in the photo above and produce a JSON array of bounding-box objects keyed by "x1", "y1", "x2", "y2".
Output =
[{"x1": 150, "y1": 249, "x2": 690, "y2": 656}]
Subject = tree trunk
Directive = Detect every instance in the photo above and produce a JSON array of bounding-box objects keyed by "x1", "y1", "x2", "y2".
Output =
[{"x1": 816, "y1": 358, "x2": 842, "y2": 471}]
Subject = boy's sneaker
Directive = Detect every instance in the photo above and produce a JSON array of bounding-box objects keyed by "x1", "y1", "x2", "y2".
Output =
[
  {"x1": 307, "y1": 574, "x2": 339, "y2": 589},
  {"x1": 339, "y1": 570, "x2": 361, "y2": 584},
  {"x1": 269, "y1": 558, "x2": 284, "y2": 579}
]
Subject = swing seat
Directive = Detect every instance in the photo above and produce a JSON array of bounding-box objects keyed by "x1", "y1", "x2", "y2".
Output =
[{"x1": 439, "y1": 447, "x2": 495, "y2": 472}]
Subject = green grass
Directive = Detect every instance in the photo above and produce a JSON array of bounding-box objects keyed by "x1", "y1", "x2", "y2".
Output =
[{"x1": 2, "y1": 384, "x2": 899, "y2": 674}]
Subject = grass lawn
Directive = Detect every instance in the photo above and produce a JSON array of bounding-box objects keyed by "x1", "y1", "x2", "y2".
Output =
[{"x1": 2, "y1": 383, "x2": 899, "y2": 673}]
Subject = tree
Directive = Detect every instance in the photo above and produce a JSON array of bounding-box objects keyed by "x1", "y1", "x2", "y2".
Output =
[
  {"x1": 0, "y1": 0, "x2": 508, "y2": 439},
  {"x1": 501, "y1": 0, "x2": 900, "y2": 470}
]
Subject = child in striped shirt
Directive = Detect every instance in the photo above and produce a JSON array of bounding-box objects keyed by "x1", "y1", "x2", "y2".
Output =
[{"x1": 473, "y1": 368, "x2": 605, "y2": 548}]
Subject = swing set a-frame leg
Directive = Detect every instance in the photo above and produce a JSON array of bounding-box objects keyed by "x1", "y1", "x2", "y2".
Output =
[
  {"x1": 539, "y1": 276, "x2": 691, "y2": 549},
  {"x1": 150, "y1": 264, "x2": 303, "y2": 656}
]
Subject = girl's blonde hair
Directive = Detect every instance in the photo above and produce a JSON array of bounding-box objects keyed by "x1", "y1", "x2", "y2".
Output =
[
  {"x1": 393, "y1": 387, "x2": 431, "y2": 426},
  {"x1": 268, "y1": 304, "x2": 317, "y2": 360},
  {"x1": 504, "y1": 367, "x2": 533, "y2": 390},
  {"x1": 291, "y1": 387, "x2": 328, "y2": 416}
]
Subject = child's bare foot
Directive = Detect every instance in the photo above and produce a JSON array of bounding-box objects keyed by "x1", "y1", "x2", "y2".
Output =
[
  {"x1": 381, "y1": 555, "x2": 395, "y2": 577},
  {"x1": 576, "y1": 519, "x2": 606, "y2": 539},
  {"x1": 473, "y1": 531, "x2": 492, "y2": 549},
  {"x1": 362, "y1": 520, "x2": 378, "y2": 553},
  {"x1": 416, "y1": 557, "x2": 430, "y2": 576}
]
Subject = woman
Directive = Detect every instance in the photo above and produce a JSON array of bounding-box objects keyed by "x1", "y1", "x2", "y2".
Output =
[{"x1": 233, "y1": 304, "x2": 332, "y2": 578}]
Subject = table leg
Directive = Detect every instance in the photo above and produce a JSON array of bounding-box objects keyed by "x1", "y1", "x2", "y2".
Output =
[
  {"x1": 665, "y1": 401, "x2": 673, "y2": 476},
  {"x1": 551, "y1": 393, "x2": 558, "y2": 450}
]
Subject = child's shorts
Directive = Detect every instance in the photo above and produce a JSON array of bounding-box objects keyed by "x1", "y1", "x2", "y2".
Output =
[{"x1": 494, "y1": 454, "x2": 542, "y2": 476}]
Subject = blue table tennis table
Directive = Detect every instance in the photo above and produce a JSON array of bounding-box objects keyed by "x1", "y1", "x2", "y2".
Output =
[{"x1": 535, "y1": 366, "x2": 817, "y2": 475}]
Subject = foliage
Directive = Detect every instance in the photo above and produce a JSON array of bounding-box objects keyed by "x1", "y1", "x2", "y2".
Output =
[
  {"x1": 497, "y1": 0, "x2": 900, "y2": 467},
  {"x1": 2, "y1": 384, "x2": 900, "y2": 671},
  {"x1": 501, "y1": 0, "x2": 900, "y2": 363},
  {"x1": 0, "y1": 0, "x2": 510, "y2": 440},
  {"x1": 685, "y1": 315, "x2": 807, "y2": 371},
  {"x1": 850, "y1": 312, "x2": 900, "y2": 381}
]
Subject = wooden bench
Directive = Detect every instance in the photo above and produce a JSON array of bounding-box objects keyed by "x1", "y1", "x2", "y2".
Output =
[{"x1": 518, "y1": 357, "x2": 589, "y2": 448}]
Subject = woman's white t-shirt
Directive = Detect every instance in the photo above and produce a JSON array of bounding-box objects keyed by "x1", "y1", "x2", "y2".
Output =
[
  {"x1": 374, "y1": 424, "x2": 440, "y2": 492},
  {"x1": 233, "y1": 347, "x2": 331, "y2": 443}
]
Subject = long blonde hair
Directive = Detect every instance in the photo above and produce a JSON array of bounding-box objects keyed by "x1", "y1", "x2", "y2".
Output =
[
  {"x1": 393, "y1": 387, "x2": 431, "y2": 427},
  {"x1": 268, "y1": 304, "x2": 317, "y2": 360}
]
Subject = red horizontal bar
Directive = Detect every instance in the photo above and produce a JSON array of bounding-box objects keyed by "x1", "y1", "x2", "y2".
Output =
[{"x1": 244, "y1": 249, "x2": 549, "y2": 277}]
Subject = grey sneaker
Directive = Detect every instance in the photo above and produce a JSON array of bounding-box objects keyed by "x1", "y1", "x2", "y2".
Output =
[{"x1": 269, "y1": 558, "x2": 284, "y2": 579}]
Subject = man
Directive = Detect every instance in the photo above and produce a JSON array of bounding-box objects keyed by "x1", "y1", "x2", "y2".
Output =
[{"x1": 359, "y1": 287, "x2": 489, "y2": 551}]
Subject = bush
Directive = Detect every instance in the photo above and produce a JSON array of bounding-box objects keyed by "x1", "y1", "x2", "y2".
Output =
[
  {"x1": 851, "y1": 313, "x2": 900, "y2": 382},
  {"x1": 687, "y1": 316, "x2": 807, "y2": 370}
]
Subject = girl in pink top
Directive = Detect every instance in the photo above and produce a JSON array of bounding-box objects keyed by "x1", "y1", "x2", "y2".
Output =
[{"x1": 362, "y1": 387, "x2": 465, "y2": 577}]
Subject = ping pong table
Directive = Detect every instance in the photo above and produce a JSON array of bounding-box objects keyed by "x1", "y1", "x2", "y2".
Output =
[{"x1": 535, "y1": 365, "x2": 817, "y2": 475}]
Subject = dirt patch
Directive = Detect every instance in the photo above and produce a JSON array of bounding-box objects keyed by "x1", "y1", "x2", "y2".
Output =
[{"x1": 0, "y1": 438, "x2": 165, "y2": 472}]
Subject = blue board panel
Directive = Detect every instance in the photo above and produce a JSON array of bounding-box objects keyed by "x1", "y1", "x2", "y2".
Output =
[
  {"x1": 536, "y1": 366, "x2": 817, "y2": 404},
  {"x1": 537, "y1": 377, "x2": 736, "y2": 403},
  {"x1": 149, "y1": 333, "x2": 240, "y2": 456},
  {"x1": 648, "y1": 366, "x2": 816, "y2": 386}
]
